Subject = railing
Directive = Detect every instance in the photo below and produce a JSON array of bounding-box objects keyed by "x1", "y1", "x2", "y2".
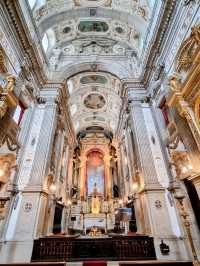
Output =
[{"x1": 31, "y1": 235, "x2": 156, "y2": 262}]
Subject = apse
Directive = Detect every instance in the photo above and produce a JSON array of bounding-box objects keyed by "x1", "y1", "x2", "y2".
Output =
[{"x1": 1, "y1": 0, "x2": 200, "y2": 264}]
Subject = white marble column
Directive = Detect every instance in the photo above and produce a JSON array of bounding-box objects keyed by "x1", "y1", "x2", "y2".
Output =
[
  {"x1": 119, "y1": 141, "x2": 128, "y2": 198},
  {"x1": 0, "y1": 87, "x2": 59, "y2": 263},
  {"x1": 129, "y1": 99, "x2": 190, "y2": 261},
  {"x1": 124, "y1": 128, "x2": 135, "y2": 194}
]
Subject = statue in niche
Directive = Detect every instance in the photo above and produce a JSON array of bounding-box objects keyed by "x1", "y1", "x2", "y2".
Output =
[
  {"x1": 91, "y1": 182, "x2": 101, "y2": 214},
  {"x1": 113, "y1": 184, "x2": 119, "y2": 198},
  {"x1": 71, "y1": 186, "x2": 78, "y2": 198}
]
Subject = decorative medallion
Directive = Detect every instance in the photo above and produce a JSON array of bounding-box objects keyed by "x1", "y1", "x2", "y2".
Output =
[
  {"x1": 84, "y1": 93, "x2": 106, "y2": 109},
  {"x1": 115, "y1": 26, "x2": 124, "y2": 34},
  {"x1": 155, "y1": 200, "x2": 162, "y2": 209},
  {"x1": 63, "y1": 26, "x2": 71, "y2": 34},
  {"x1": 24, "y1": 202, "x2": 33, "y2": 212}
]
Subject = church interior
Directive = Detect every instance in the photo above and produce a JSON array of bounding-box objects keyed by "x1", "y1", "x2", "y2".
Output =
[{"x1": 0, "y1": 0, "x2": 200, "y2": 265}]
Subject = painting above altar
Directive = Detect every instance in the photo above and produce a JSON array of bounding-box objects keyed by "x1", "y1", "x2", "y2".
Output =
[{"x1": 87, "y1": 151, "x2": 104, "y2": 196}]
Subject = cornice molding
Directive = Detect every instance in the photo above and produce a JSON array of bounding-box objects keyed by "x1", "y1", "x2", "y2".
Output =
[
  {"x1": 141, "y1": 0, "x2": 177, "y2": 87},
  {"x1": 3, "y1": 0, "x2": 47, "y2": 86}
]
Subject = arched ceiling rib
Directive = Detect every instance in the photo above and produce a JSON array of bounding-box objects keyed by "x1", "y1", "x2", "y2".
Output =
[
  {"x1": 37, "y1": 7, "x2": 147, "y2": 35},
  {"x1": 25, "y1": 0, "x2": 160, "y2": 136},
  {"x1": 37, "y1": 7, "x2": 147, "y2": 58},
  {"x1": 55, "y1": 61, "x2": 134, "y2": 80},
  {"x1": 26, "y1": 0, "x2": 159, "y2": 82},
  {"x1": 67, "y1": 71, "x2": 122, "y2": 135}
]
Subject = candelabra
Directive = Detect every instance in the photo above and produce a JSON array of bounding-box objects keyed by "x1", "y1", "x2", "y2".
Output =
[
  {"x1": 174, "y1": 190, "x2": 200, "y2": 266},
  {"x1": 80, "y1": 204, "x2": 86, "y2": 235}
]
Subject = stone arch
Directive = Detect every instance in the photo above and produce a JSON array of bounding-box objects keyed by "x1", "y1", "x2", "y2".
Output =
[{"x1": 56, "y1": 61, "x2": 132, "y2": 81}]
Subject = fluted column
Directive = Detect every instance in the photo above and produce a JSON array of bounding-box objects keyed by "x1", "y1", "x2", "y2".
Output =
[
  {"x1": 0, "y1": 87, "x2": 60, "y2": 263},
  {"x1": 128, "y1": 95, "x2": 190, "y2": 260},
  {"x1": 130, "y1": 100, "x2": 162, "y2": 189},
  {"x1": 116, "y1": 145, "x2": 124, "y2": 197},
  {"x1": 79, "y1": 155, "x2": 87, "y2": 200},
  {"x1": 104, "y1": 155, "x2": 112, "y2": 199}
]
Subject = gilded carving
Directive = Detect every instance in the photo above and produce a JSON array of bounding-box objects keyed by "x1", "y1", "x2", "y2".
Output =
[
  {"x1": 171, "y1": 151, "x2": 189, "y2": 178},
  {"x1": 0, "y1": 153, "x2": 16, "y2": 184},
  {"x1": 194, "y1": 95, "x2": 200, "y2": 127},
  {"x1": 0, "y1": 74, "x2": 17, "y2": 119},
  {"x1": 0, "y1": 48, "x2": 6, "y2": 73},
  {"x1": 0, "y1": 54, "x2": 19, "y2": 150},
  {"x1": 176, "y1": 24, "x2": 200, "y2": 72},
  {"x1": 0, "y1": 96, "x2": 7, "y2": 119}
]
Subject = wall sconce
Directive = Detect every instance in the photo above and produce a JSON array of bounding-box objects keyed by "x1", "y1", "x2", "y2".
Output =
[
  {"x1": 0, "y1": 168, "x2": 5, "y2": 177},
  {"x1": 119, "y1": 199, "x2": 123, "y2": 207},
  {"x1": 132, "y1": 182, "x2": 139, "y2": 193},
  {"x1": 67, "y1": 199, "x2": 72, "y2": 206},
  {"x1": 124, "y1": 157, "x2": 128, "y2": 165},
  {"x1": 49, "y1": 183, "x2": 56, "y2": 193},
  {"x1": 182, "y1": 164, "x2": 193, "y2": 174}
]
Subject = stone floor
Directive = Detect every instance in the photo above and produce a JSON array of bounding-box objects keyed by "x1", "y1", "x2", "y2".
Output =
[{"x1": 0, "y1": 261, "x2": 194, "y2": 266}]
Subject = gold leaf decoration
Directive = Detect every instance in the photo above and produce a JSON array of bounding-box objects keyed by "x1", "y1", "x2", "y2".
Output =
[{"x1": 176, "y1": 24, "x2": 200, "y2": 72}]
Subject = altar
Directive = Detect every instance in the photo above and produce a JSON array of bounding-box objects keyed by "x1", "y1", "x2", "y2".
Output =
[
  {"x1": 84, "y1": 213, "x2": 106, "y2": 230},
  {"x1": 68, "y1": 134, "x2": 124, "y2": 236}
]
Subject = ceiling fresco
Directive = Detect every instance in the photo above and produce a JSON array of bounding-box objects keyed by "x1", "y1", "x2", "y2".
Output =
[
  {"x1": 68, "y1": 72, "x2": 122, "y2": 134},
  {"x1": 84, "y1": 93, "x2": 106, "y2": 110},
  {"x1": 26, "y1": 0, "x2": 159, "y2": 81},
  {"x1": 26, "y1": 0, "x2": 159, "y2": 134}
]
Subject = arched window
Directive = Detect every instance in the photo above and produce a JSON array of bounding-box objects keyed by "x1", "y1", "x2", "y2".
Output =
[
  {"x1": 28, "y1": 0, "x2": 36, "y2": 9},
  {"x1": 42, "y1": 29, "x2": 56, "y2": 52},
  {"x1": 28, "y1": 0, "x2": 46, "y2": 10},
  {"x1": 42, "y1": 33, "x2": 49, "y2": 52}
]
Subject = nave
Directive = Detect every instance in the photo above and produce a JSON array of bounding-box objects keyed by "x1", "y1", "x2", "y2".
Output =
[{"x1": 0, "y1": 0, "x2": 200, "y2": 265}]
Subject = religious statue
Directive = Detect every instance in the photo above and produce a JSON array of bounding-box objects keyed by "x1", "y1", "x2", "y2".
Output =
[
  {"x1": 168, "y1": 73, "x2": 181, "y2": 93},
  {"x1": 91, "y1": 183, "x2": 101, "y2": 214},
  {"x1": 113, "y1": 184, "x2": 119, "y2": 198}
]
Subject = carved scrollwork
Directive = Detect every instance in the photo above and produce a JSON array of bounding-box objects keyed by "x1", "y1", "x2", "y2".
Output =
[
  {"x1": 194, "y1": 95, "x2": 200, "y2": 127},
  {"x1": 0, "y1": 48, "x2": 7, "y2": 73},
  {"x1": 176, "y1": 24, "x2": 200, "y2": 72},
  {"x1": 0, "y1": 74, "x2": 17, "y2": 119}
]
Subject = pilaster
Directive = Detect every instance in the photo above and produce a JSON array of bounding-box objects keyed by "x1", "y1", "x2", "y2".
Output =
[
  {"x1": 0, "y1": 86, "x2": 60, "y2": 263},
  {"x1": 130, "y1": 100, "x2": 162, "y2": 190},
  {"x1": 128, "y1": 94, "x2": 190, "y2": 261}
]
